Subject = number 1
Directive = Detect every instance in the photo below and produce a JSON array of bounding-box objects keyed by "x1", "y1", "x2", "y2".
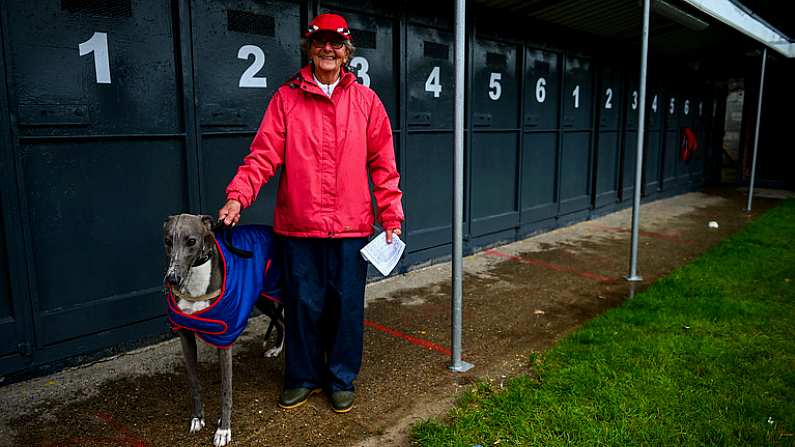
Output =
[{"x1": 79, "y1": 32, "x2": 111, "y2": 84}]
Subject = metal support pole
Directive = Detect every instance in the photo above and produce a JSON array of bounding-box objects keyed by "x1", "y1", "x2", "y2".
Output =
[
  {"x1": 450, "y1": 0, "x2": 472, "y2": 373},
  {"x1": 627, "y1": 0, "x2": 651, "y2": 282},
  {"x1": 746, "y1": 47, "x2": 767, "y2": 212}
]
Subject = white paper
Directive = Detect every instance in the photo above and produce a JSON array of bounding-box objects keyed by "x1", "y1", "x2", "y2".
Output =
[{"x1": 360, "y1": 232, "x2": 406, "y2": 276}]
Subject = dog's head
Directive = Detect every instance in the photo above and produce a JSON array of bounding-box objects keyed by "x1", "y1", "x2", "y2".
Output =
[{"x1": 163, "y1": 214, "x2": 216, "y2": 290}]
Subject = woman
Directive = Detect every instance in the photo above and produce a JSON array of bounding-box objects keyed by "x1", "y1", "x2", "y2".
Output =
[{"x1": 218, "y1": 13, "x2": 403, "y2": 414}]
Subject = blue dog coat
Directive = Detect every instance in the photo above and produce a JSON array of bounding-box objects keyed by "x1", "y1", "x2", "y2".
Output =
[{"x1": 166, "y1": 225, "x2": 283, "y2": 348}]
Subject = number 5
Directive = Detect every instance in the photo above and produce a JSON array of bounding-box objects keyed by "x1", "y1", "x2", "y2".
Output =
[{"x1": 488, "y1": 72, "x2": 502, "y2": 100}]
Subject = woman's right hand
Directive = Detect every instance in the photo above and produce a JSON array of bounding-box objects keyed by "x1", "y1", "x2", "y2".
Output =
[{"x1": 218, "y1": 199, "x2": 242, "y2": 226}]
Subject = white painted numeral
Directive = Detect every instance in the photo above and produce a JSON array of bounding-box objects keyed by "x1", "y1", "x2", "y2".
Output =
[
  {"x1": 604, "y1": 88, "x2": 613, "y2": 109},
  {"x1": 684, "y1": 99, "x2": 690, "y2": 115},
  {"x1": 488, "y1": 72, "x2": 502, "y2": 101},
  {"x1": 535, "y1": 77, "x2": 546, "y2": 103},
  {"x1": 425, "y1": 66, "x2": 442, "y2": 98},
  {"x1": 238, "y1": 45, "x2": 267, "y2": 88},
  {"x1": 349, "y1": 56, "x2": 371, "y2": 87},
  {"x1": 652, "y1": 94, "x2": 658, "y2": 112},
  {"x1": 669, "y1": 97, "x2": 676, "y2": 115},
  {"x1": 632, "y1": 90, "x2": 638, "y2": 110},
  {"x1": 79, "y1": 32, "x2": 111, "y2": 84},
  {"x1": 572, "y1": 85, "x2": 580, "y2": 109}
]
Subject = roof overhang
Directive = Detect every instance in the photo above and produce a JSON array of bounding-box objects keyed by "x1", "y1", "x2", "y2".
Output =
[{"x1": 682, "y1": 0, "x2": 795, "y2": 57}]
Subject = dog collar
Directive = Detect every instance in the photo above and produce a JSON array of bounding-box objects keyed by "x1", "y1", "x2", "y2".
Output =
[{"x1": 170, "y1": 287, "x2": 221, "y2": 303}]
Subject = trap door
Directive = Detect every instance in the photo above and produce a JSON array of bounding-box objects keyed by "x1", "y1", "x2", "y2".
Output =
[
  {"x1": 470, "y1": 37, "x2": 520, "y2": 236},
  {"x1": 4, "y1": 0, "x2": 187, "y2": 351},
  {"x1": 594, "y1": 63, "x2": 622, "y2": 208},
  {"x1": 643, "y1": 86, "x2": 664, "y2": 195},
  {"x1": 521, "y1": 47, "x2": 561, "y2": 225},
  {"x1": 404, "y1": 24, "x2": 455, "y2": 251},
  {"x1": 191, "y1": 0, "x2": 302, "y2": 223},
  {"x1": 558, "y1": 53, "x2": 594, "y2": 216}
]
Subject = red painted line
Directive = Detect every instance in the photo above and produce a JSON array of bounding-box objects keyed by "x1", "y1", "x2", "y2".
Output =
[
  {"x1": 364, "y1": 319, "x2": 451, "y2": 356},
  {"x1": 591, "y1": 223, "x2": 691, "y2": 244},
  {"x1": 484, "y1": 249, "x2": 614, "y2": 283},
  {"x1": 40, "y1": 413, "x2": 150, "y2": 447}
]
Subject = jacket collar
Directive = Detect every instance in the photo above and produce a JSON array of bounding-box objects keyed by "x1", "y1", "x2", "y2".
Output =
[{"x1": 291, "y1": 64, "x2": 356, "y2": 96}]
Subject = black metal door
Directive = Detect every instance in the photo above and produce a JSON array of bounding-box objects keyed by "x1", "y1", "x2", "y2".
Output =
[
  {"x1": 558, "y1": 54, "x2": 593, "y2": 216},
  {"x1": 4, "y1": 0, "x2": 186, "y2": 350},
  {"x1": 690, "y1": 96, "x2": 708, "y2": 185},
  {"x1": 470, "y1": 38, "x2": 519, "y2": 236},
  {"x1": 676, "y1": 92, "x2": 695, "y2": 188},
  {"x1": 192, "y1": 0, "x2": 302, "y2": 222},
  {"x1": 594, "y1": 64, "x2": 621, "y2": 208},
  {"x1": 404, "y1": 24, "x2": 454, "y2": 251},
  {"x1": 521, "y1": 47, "x2": 560, "y2": 226},
  {"x1": 0, "y1": 33, "x2": 31, "y2": 371},
  {"x1": 661, "y1": 90, "x2": 680, "y2": 190},
  {"x1": 643, "y1": 87, "x2": 663, "y2": 195}
]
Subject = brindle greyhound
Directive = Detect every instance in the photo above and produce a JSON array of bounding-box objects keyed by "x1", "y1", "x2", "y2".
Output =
[{"x1": 163, "y1": 214, "x2": 284, "y2": 447}]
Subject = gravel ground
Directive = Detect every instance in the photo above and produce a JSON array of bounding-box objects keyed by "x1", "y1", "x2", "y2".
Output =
[{"x1": 0, "y1": 187, "x2": 780, "y2": 447}]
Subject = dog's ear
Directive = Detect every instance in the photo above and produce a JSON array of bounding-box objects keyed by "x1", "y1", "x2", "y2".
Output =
[
  {"x1": 163, "y1": 215, "x2": 176, "y2": 234},
  {"x1": 200, "y1": 215, "x2": 215, "y2": 232}
]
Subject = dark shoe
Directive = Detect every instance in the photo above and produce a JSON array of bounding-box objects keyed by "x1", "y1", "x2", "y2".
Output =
[
  {"x1": 330, "y1": 390, "x2": 355, "y2": 413},
  {"x1": 278, "y1": 387, "x2": 321, "y2": 409}
]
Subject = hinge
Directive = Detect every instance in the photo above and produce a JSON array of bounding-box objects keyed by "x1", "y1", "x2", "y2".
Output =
[{"x1": 18, "y1": 342, "x2": 32, "y2": 356}]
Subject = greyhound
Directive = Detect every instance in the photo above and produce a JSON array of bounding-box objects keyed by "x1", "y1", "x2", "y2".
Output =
[{"x1": 163, "y1": 214, "x2": 284, "y2": 447}]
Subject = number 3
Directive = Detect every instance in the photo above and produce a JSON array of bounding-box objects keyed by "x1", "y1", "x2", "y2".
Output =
[{"x1": 349, "y1": 56, "x2": 371, "y2": 87}]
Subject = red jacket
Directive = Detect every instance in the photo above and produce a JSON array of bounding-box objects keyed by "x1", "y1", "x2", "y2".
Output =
[{"x1": 226, "y1": 65, "x2": 404, "y2": 238}]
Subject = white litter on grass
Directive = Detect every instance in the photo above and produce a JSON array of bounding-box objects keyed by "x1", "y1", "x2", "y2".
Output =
[
  {"x1": 768, "y1": 417, "x2": 774, "y2": 425},
  {"x1": 708, "y1": 221, "x2": 719, "y2": 229}
]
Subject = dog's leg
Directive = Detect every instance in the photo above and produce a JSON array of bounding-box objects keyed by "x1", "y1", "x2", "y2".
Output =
[
  {"x1": 178, "y1": 330, "x2": 205, "y2": 433},
  {"x1": 264, "y1": 317, "x2": 285, "y2": 358},
  {"x1": 214, "y1": 347, "x2": 233, "y2": 447},
  {"x1": 262, "y1": 303, "x2": 285, "y2": 358}
]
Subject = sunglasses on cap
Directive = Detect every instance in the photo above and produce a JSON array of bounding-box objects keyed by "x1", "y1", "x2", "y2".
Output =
[{"x1": 311, "y1": 38, "x2": 345, "y2": 49}]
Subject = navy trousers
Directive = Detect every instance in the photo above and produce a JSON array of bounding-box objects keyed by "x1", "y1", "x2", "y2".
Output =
[{"x1": 281, "y1": 237, "x2": 368, "y2": 392}]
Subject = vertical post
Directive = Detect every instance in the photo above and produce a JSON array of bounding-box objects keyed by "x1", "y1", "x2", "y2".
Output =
[
  {"x1": 746, "y1": 47, "x2": 767, "y2": 212},
  {"x1": 450, "y1": 0, "x2": 472, "y2": 372},
  {"x1": 627, "y1": 0, "x2": 651, "y2": 282}
]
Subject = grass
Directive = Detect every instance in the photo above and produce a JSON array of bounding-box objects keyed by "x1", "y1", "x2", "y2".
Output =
[{"x1": 413, "y1": 200, "x2": 795, "y2": 446}]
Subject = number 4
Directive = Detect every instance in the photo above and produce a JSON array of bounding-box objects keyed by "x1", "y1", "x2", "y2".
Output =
[{"x1": 425, "y1": 66, "x2": 442, "y2": 98}]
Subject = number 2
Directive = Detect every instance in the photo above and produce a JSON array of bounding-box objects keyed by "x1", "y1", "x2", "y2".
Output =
[{"x1": 238, "y1": 45, "x2": 267, "y2": 88}]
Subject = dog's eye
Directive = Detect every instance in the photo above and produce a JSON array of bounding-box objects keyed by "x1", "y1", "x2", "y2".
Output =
[{"x1": 186, "y1": 238, "x2": 197, "y2": 247}]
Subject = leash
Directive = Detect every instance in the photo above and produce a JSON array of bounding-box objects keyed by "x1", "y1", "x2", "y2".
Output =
[{"x1": 212, "y1": 220, "x2": 253, "y2": 259}]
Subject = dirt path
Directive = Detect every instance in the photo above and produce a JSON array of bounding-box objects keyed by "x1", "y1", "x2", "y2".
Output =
[{"x1": 0, "y1": 188, "x2": 779, "y2": 447}]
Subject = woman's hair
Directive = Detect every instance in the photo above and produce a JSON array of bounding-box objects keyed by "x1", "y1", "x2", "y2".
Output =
[{"x1": 301, "y1": 37, "x2": 356, "y2": 66}]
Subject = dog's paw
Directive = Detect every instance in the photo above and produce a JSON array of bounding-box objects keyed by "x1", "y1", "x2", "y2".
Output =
[
  {"x1": 263, "y1": 345, "x2": 283, "y2": 358},
  {"x1": 189, "y1": 417, "x2": 205, "y2": 433},
  {"x1": 214, "y1": 428, "x2": 232, "y2": 446}
]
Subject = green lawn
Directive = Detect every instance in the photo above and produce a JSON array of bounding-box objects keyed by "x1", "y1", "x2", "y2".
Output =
[{"x1": 413, "y1": 200, "x2": 795, "y2": 446}]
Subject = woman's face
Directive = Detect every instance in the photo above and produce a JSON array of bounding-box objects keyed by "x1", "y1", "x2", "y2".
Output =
[{"x1": 309, "y1": 32, "x2": 349, "y2": 79}]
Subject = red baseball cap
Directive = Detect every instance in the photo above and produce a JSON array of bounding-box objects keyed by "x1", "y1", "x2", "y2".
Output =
[{"x1": 305, "y1": 13, "x2": 351, "y2": 41}]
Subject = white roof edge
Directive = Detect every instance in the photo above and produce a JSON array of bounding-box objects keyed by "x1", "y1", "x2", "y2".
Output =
[{"x1": 682, "y1": 0, "x2": 795, "y2": 58}]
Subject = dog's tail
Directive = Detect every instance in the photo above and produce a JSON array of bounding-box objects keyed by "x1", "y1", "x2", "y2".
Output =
[{"x1": 212, "y1": 220, "x2": 254, "y2": 259}]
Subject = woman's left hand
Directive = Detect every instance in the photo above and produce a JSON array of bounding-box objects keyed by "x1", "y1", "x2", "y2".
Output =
[{"x1": 386, "y1": 228, "x2": 401, "y2": 244}]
